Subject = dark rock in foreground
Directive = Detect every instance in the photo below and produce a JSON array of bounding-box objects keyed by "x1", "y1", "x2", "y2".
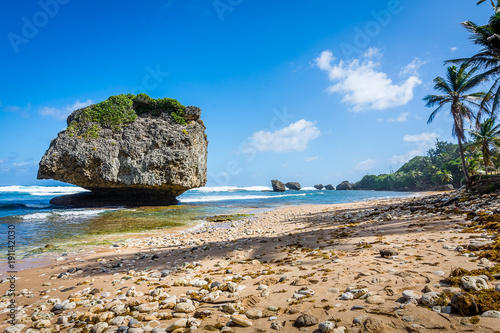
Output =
[
  {"x1": 314, "y1": 184, "x2": 324, "y2": 190},
  {"x1": 336, "y1": 180, "x2": 353, "y2": 190},
  {"x1": 38, "y1": 95, "x2": 208, "y2": 207},
  {"x1": 271, "y1": 180, "x2": 286, "y2": 192},
  {"x1": 325, "y1": 184, "x2": 335, "y2": 190},
  {"x1": 285, "y1": 182, "x2": 301, "y2": 190}
]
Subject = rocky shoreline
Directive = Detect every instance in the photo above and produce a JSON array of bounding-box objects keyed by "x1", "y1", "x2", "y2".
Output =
[{"x1": 1, "y1": 191, "x2": 500, "y2": 332}]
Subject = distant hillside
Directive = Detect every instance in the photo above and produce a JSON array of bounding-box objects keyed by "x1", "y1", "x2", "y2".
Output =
[{"x1": 353, "y1": 140, "x2": 462, "y2": 191}]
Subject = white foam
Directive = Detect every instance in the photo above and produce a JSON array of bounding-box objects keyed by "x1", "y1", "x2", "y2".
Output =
[
  {"x1": 189, "y1": 186, "x2": 271, "y2": 193},
  {"x1": 180, "y1": 193, "x2": 306, "y2": 203},
  {"x1": 301, "y1": 187, "x2": 320, "y2": 190},
  {"x1": 0, "y1": 186, "x2": 88, "y2": 196},
  {"x1": 22, "y1": 212, "x2": 51, "y2": 220},
  {"x1": 54, "y1": 209, "x2": 112, "y2": 217}
]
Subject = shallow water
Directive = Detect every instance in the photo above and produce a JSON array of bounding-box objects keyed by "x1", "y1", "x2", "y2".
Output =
[{"x1": 0, "y1": 185, "x2": 415, "y2": 256}]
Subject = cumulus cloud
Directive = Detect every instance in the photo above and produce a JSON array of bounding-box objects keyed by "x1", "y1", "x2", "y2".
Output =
[
  {"x1": 39, "y1": 99, "x2": 93, "y2": 120},
  {"x1": 450, "y1": 47, "x2": 458, "y2": 52},
  {"x1": 387, "y1": 112, "x2": 410, "y2": 122},
  {"x1": 243, "y1": 120, "x2": 320, "y2": 153},
  {"x1": 355, "y1": 159, "x2": 377, "y2": 171},
  {"x1": 390, "y1": 132, "x2": 439, "y2": 164},
  {"x1": 400, "y1": 58, "x2": 426, "y2": 77},
  {"x1": 315, "y1": 48, "x2": 422, "y2": 111},
  {"x1": 304, "y1": 156, "x2": 319, "y2": 162}
]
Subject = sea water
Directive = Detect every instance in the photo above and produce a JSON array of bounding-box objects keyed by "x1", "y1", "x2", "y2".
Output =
[{"x1": 0, "y1": 185, "x2": 414, "y2": 256}]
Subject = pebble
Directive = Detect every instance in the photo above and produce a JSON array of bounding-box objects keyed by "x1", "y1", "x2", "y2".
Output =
[
  {"x1": 340, "y1": 292, "x2": 354, "y2": 300},
  {"x1": 421, "y1": 292, "x2": 441, "y2": 307},
  {"x1": 319, "y1": 321, "x2": 335, "y2": 333},
  {"x1": 402, "y1": 290, "x2": 420, "y2": 301},
  {"x1": 432, "y1": 271, "x2": 445, "y2": 277},
  {"x1": 173, "y1": 302, "x2": 196, "y2": 313},
  {"x1": 294, "y1": 314, "x2": 319, "y2": 328},
  {"x1": 246, "y1": 309, "x2": 262, "y2": 319},
  {"x1": 230, "y1": 314, "x2": 253, "y2": 327},
  {"x1": 482, "y1": 310, "x2": 500, "y2": 318},
  {"x1": 496, "y1": 283, "x2": 500, "y2": 293},
  {"x1": 366, "y1": 295, "x2": 385, "y2": 304}
]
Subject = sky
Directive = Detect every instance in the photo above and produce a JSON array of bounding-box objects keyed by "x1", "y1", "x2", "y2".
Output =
[{"x1": 0, "y1": 0, "x2": 493, "y2": 187}]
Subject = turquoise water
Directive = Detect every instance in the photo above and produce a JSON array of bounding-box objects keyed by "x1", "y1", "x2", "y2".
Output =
[{"x1": 0, "y1": 185, "x2": 414, "y2": 254}]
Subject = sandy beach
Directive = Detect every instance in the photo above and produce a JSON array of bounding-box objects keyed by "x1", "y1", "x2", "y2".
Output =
[{"x1": 1, "y1": 191, "x2": 500, "y2": 333}]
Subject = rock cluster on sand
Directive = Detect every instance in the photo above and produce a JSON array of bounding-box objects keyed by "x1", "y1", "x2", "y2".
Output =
[{"x1": 37, "y1": 97, "x2": 208, "y2": 207}]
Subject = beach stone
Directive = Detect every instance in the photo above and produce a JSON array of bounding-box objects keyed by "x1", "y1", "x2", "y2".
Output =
[
  {"x1": 366, "y1": 295, "x2": 385, "y2": 305},
  {"x1": 482, "y1": 310, "x2": 500, "y2": 318},
  {"x1": 162, "y1": 296, "x2": 177, "y2": 309},
  {"x1": 166, "y1": 318, "x2": 187, "y2": 332},
  {"x1": 379, "y1": 249, "x2": 397, "y2": 258},
  {"x1": 92, "y1": 322, "x2": 109, "y2": 333},
  {"x1": 173, "y1": 303, "x2": 195, "y2": 313},
  {"x1": 353, "y1": 316, "x2": 368, "y2": 325},
  {"x1": 246, "y1": 309, "x2": 262, "y2": 319},
  {"x1": 191, "y1": 279, "x2": 207, "y2": 287},
  {"x1": 3, "y1": 325, "x2": 25, "y2": 333},
  {"x1": 230, "y1": 314, "x2": 253, "y2": 327},
  {"x1": 293, "y1": 314, "x2": 319, "y2": 328},
  {"x1": 109, "y1": 317, "x2": 126, "y2": 326},
  {"x1": 117, "y1": 327, "x2": 129, "y2": 333},
  {"x1": 319, "y1": 321, "x2": 336, "y2": 332},
  {"x1": 32, "y1": 320, "x2": 51, "y2": 328},
  {"x1": 270, "y1": 321, "x2": 284, "y2": 330},
  {"x1": 451, "y1": 292, "x2": 479, "y2": 316},
  {"x1": 495, "y1": 283, "x2": 500, "y2": 293},
  {"x1": 350, "y1": 288, "x2": 368, "y2": 299},
  {"x1": 421, "y1": 292, "x2": 441, "y2": 307},
  {"x1": 340, "y1": 292, "x2": 354, "y2": 300},
  {"x1": 402, "y1": 290, "x2": 420, "y2": 301},
  {"x1": 128, "y1": 329, "x2": 145, "y2": 333},
  {"x1": 461, "y1": 276, "x2": 488, "y2": 291},
  {"x1": 129, "y1": 319, "x2": 141, "y2": 328}
]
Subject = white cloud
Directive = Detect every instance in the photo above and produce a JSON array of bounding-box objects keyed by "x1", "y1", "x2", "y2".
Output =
[
  {"x1": 39, "y1": 99, "x2": 93, "y2": 120},
  {"x1": 391, "y1": 132, "x2": 439, "y2": 164},
  {"x1": 243, "y1": 119, "x2": 320, "y2": 153},
  {"x1": 304, "y1": 156, "x2": 319, "y2": 162},
  {"x1": 315, "y1": 49, "x2": 422, "y2": 111},
  {"x1": 355, "y1": 159, "x2": 377, "y2": 171},
  {"x1": 450, "y1": 47, "x2": 458, "y2": 52},
  {"x1": 13, "y1": 162, "x2": 30, "y2": 167},
  {"x1": 403, "y1": 132, "x2": 439, "y2": 142},
  {"x1": 400, "y1": 58, "x2": 426, "y2": 77},
  {"x1": 387, "y1": 112, "x2": 410, "y2": 122}
]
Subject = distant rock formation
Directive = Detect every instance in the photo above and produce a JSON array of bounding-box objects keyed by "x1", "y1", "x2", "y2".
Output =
[
  {"x1": 314, "y1": 184, "x2": 324, "y2": 190},
  {"x1": 38, "y1": 94, "x2": 208, "y2": 207},
  {"x1": 325, "y1": 184, "x2": 335, "y2": 190},
  {"x1": 285, "y1": 182, "x2": 301, "y2": 190},
  {"x1": 336, "y1": 181, "x2": 353, "y2": 190},
  {"x1": 271, "y1": 180, "x2": 286, "y2": 192}
]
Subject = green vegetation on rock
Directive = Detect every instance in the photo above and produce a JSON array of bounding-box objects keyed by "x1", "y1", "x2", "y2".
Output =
[{"x1": 66, "y1": 93, "x2": 187, "y2": 139}]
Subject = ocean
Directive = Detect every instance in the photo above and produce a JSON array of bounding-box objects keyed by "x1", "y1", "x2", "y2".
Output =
[{"x1": 0, "y1": 185, "x2": 414, "y2": 257}]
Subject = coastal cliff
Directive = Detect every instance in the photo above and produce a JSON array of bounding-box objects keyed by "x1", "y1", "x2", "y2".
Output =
[{"x1": 37, "y1": 94, "x2": 208, "y2": 206}]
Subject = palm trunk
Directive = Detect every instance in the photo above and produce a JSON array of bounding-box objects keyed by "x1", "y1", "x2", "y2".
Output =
[{"x1": 458, "y1": 138, "x2": 471, "y2": 183}]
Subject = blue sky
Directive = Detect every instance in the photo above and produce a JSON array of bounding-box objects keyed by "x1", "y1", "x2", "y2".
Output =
[{"x1": 0, "y1": 0, "x2": 492, "y2": 186}]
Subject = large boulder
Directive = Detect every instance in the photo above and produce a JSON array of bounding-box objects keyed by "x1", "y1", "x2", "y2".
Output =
[
  {"x1": 336, "y1": 181, "x2": 353, "y2": 191},
  {"x1": 433, "y1": 184, "x2": 455, "y2": 191},
  {"x1": 325, "y1": 184, "x2": 335, "y2": 190},
  {"x1": 271, "y1": 180, "x2": 286, "y2": 192},
  {"x1": 37, "y1": 94, "x2": 208, "y2": 207},
  {"x1": 285, "y1": 182, "x2": 301, "y2": 190},
  {"x1": 314, "y1": 184, "x2": 324, "y2": 190}
]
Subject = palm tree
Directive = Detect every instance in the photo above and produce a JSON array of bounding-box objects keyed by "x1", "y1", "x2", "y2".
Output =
[
  {"x1": 438, "y1": 170, "x2": 454, "y2": 183},
  {"x1": 449, "y1": 3, "x2": 499, "y2": 118},
  {"x1": 467, "y1": 118, "x2": 500, "y2": 174},
  {"x1": 424, "y1": 64, "x2": 487, "y2": 183},
  {"x1": 477, "y1": 0, "x2": 500, "y2": 12}
]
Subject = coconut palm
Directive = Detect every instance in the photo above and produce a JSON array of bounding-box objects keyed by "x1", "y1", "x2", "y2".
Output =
[
  {"x1": 467, "y1": 118, "x2": 500, "y2": 174},
  {"x1": 477, "y1": 0, "x2": 500, "y2": 12},
  {"x1": 424, "y1": 64, "x2": 487, "y2": 183},
  {"x1": 438, "y1": 170, "x2": 454, "y2": 183}
]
